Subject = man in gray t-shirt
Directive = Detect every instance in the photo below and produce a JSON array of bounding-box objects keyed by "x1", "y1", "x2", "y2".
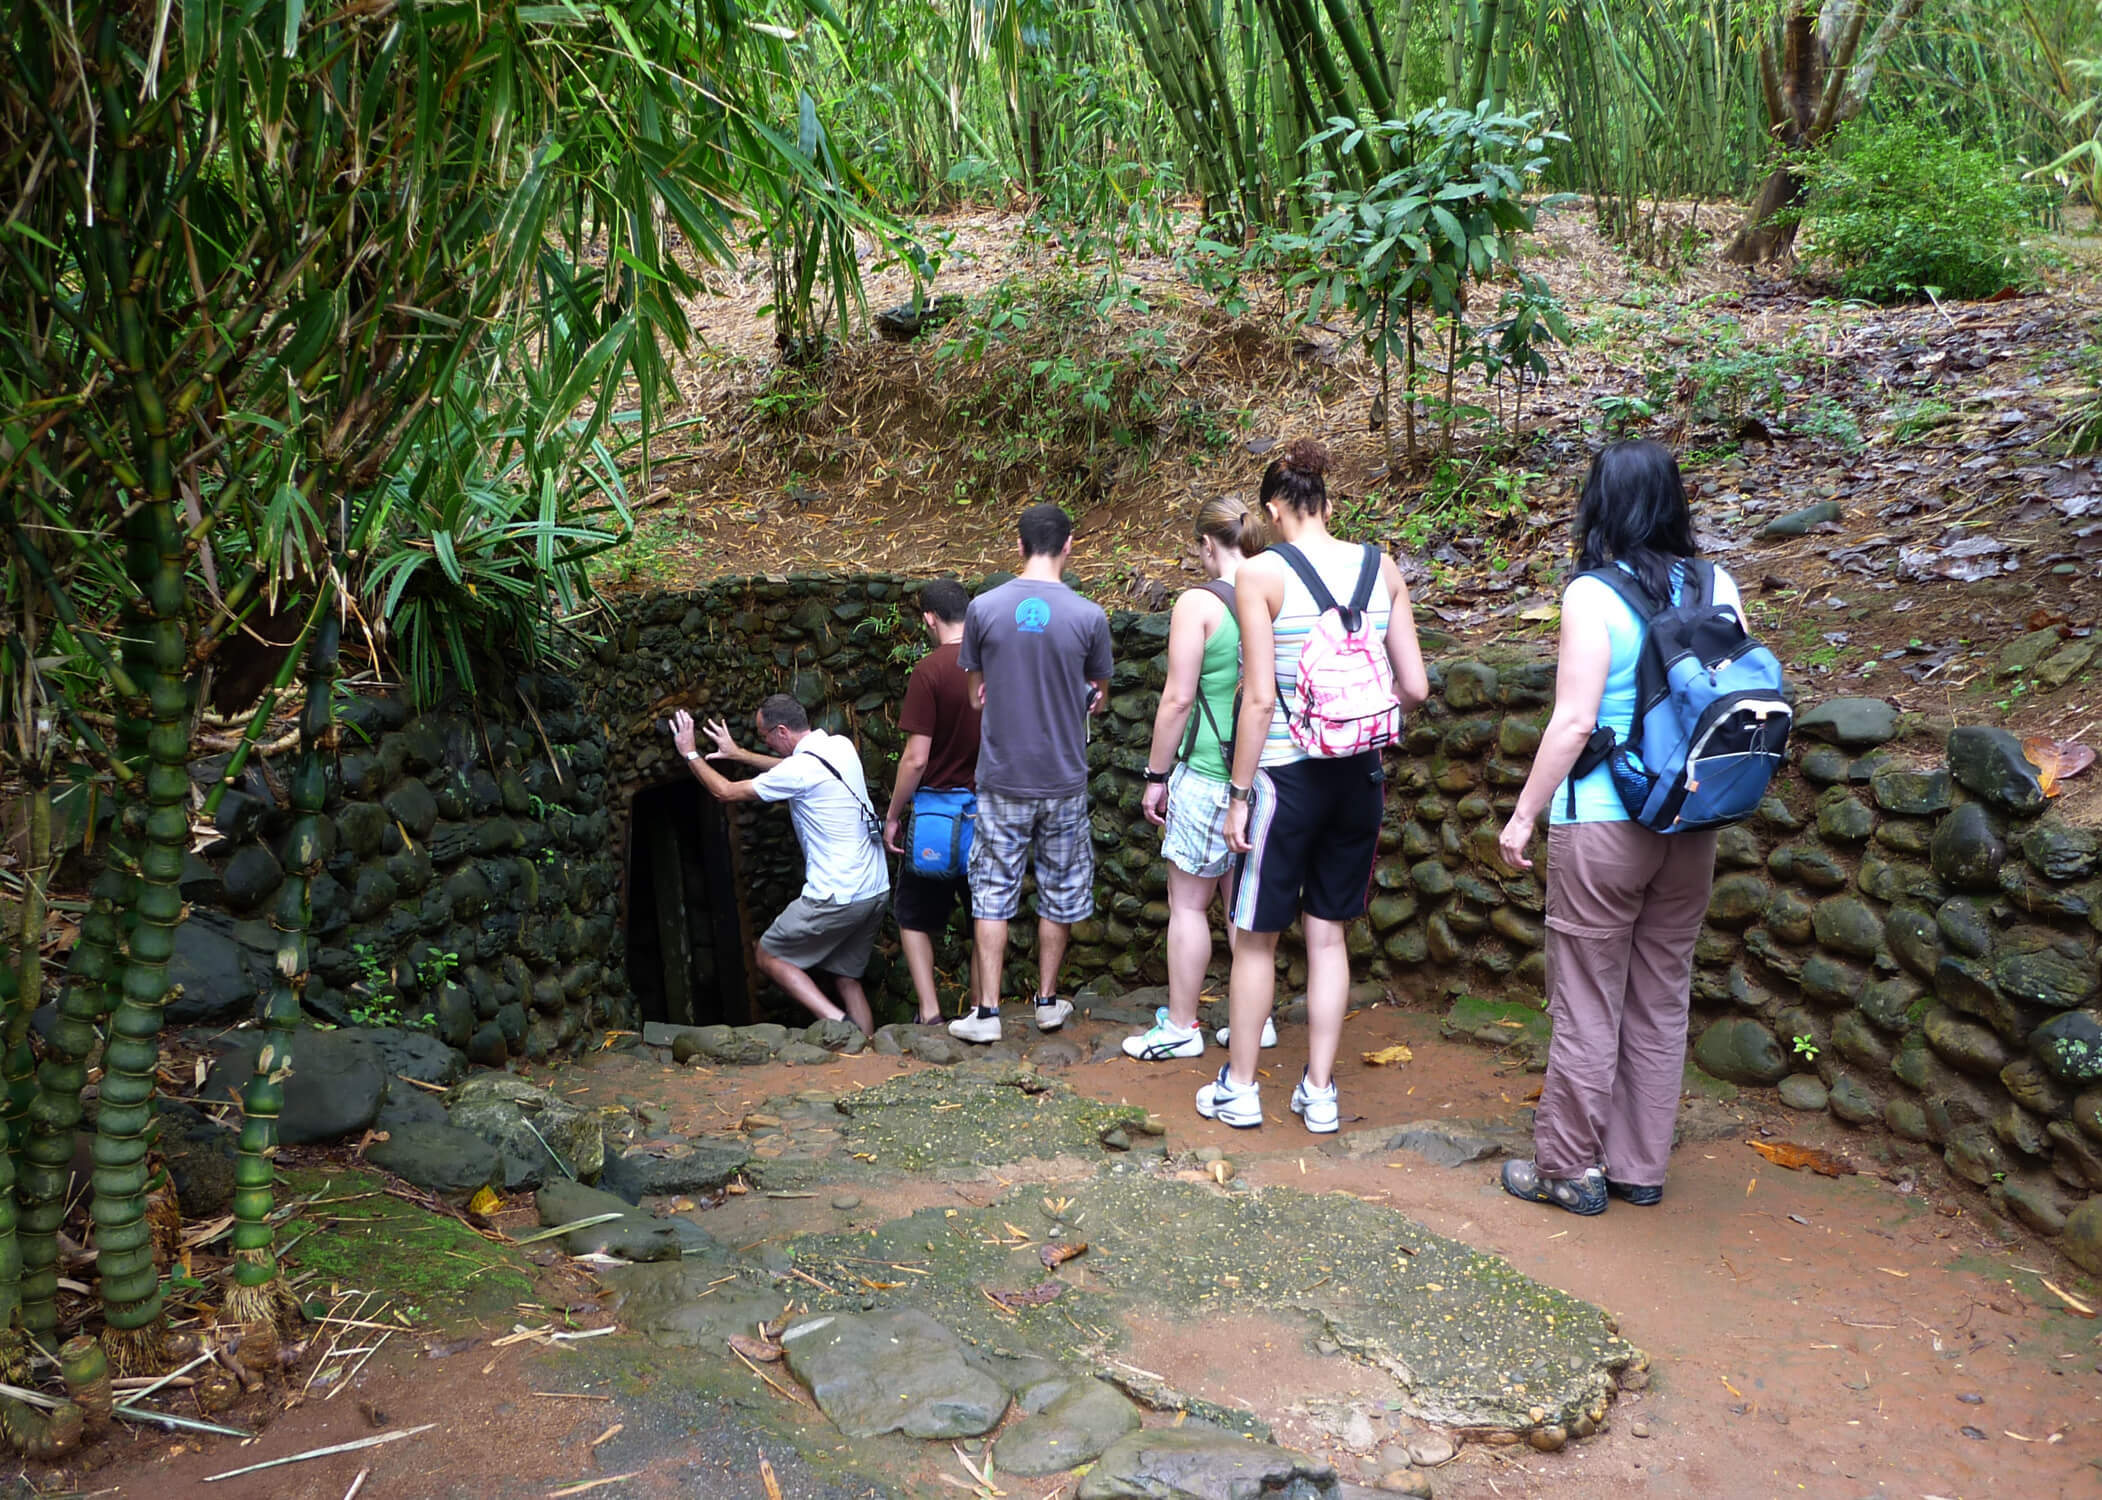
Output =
[{"x1": 949, "y1": 503, "x2": 1113, "y2": 1045}]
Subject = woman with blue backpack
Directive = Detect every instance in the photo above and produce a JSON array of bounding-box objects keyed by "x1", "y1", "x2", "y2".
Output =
[
  {"x1": 1122, "y1": 494, "x2": 1266, "y2": 1063},
  {"x1": 1496, "y1": 439, "x2": 1790, "y2": 1215},
  {"x1": 1199, "y1": 439, "x2": 1431, "y2": 1132}
]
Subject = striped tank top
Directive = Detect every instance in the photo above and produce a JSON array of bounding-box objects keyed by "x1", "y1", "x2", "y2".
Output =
[{"x1": 1247, "y1": 540, "x2": 1392, "y2": 769}]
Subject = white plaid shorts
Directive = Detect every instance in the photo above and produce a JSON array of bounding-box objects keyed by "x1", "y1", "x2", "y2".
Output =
[{"x1": 1160, "y1": 763, "x2": 1234, "y2": 878}]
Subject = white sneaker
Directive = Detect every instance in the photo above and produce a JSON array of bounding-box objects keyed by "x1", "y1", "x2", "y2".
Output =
[
  {"x1": 1122, "y1": 1009, "x2": 1205, "y2": 1061},
  {"x1": 1194, "y1": 1065, "x2": 1263, "y2": 1129},
  {"x1": 1033, "y1": 997, "x2": 1074, "y2": 1032},
  {"x1": 949, "y1": 1009, "x2": 1002, "y2": 1044},
  {"x1": 1290, "y1": 1071, "x2": 1339, "y2": 1134},
  {"x1": 1214, "y1": 1017, "x2": 1279, "y2": 1049}
]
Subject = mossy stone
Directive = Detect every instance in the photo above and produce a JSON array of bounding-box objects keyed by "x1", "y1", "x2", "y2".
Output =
[
  {"x1": 1811, "y1": 896, "x2": 1884, "y2": 959},
  {"x1": 1715, "y1": 825, "x2": 1764, "y2": 868},
  {"x1": 1995, "y1": 947, "x2": 2097, "y2": 1011},
  {"x1": 1757, "y1": 795, "x2": 1804, "y2": 832},
  {"x1": 1497, "y1": 715, "x2": 1543, "y2": 757},
  {"x1": 2031, "y1": 1010, "x2": 2102, "y2": 1084},
  {"x1": 1490, "y1": 906, "x2": 1543, "y2": 950},
  {"x1": 1815, "y1": 792, "x2": 1876, "y2": 843},
  {"x1": 2000, "y1": 1057, "x2": 2075, "y2": 1120},
  {"x1": 1858, "y1": 975, "x2": 1925, "y2": 1031},
  {"x1": 1707, "y1": 874, "x2": 1770, "y2": 929},
  {"x1": 1443, "y1": 661, "x2": 1499, "y2": 709},
  {"x1": 1368, "y1": 893, "x2": 1419, "y2": 933},
  {"x1": 1828, "y1": 1071, "x2": 1881, "y2": 1125},
  {"x1": 1946, "y1": 726, "x2": 2047, "y2": 814},
  {"x1": 1800, "y1": 745, "x2": 1851, "y2": 785},
  {"x1": 1930, "y1": 802, "x2": 2005, "y2": 889},
  {"x1": 1944, "y1": 1123, "x2": 2011, "y2": 1186},
  {"x1": 1410, "y1": 859, "x2": 1455, "y2": 897},
  {"x1": 1766, "y1": 889, "x2": 1815, "y2": 945},
  {"x1": 1692, "y1": 1017, "x2": 1790, "y2": 1086},
  {"x1": 1385, "y1": 925, "x2": 1428, "y2": 964},
  {"x1": 1923, "y1": 1005, "x2": 2012, "y2": 1076},
  {"x1": 1936, "y1": 897, "x2": 1994, "y2": 957},
  {"x1": 1884, "y1": 1095, "x2": 1934, "y2": 1142},
  {"x1": 1426, "y1": 914, "x2": 1461, "y2": 963},
  {"x1": 1869, "y1": 765, "x2": 1953, "y2": 816},
  {"x1": 1872, "y1": 817, "x2": 1934, "y2": 856},
  {"x1": 2021, "y1": 818, "x2": 2100, "y2": 881},
  {"x1": 1799, "y1": 952, "x2": 1866, "y2": 1007}
]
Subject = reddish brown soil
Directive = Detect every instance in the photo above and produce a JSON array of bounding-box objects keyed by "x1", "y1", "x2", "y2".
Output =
[{"x1": 60, "y1": 1006, "x2": 2099, "y2": 1500}]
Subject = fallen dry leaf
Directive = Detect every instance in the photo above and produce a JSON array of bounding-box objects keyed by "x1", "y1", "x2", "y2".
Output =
[
  {"x1": 1038, "y1": 1241, "x2": 1088, "y2": 1270},
  {"x1": 1361, "y1": 1044, "x2": 1415, "y2": 1066},
  {"x1": 468, "y1": 1186, "x2": 502, "y2": 1217},
  {"x1": 2024, "y1": 736, "x2": 2064, "y2": 797},
  {"x1": 985, "y1": 1282, "x2": 1066, "y2": 1311},
  {"x1": 727, "y1": 1334, "x2": 783, "y2": 1363},
  {"x1": 760, "y1": 1455, "x2": 783, "y2": 1500},
  {"x1": 1746, "y1": 1139, "x2": 1853, "y2": 1177}
]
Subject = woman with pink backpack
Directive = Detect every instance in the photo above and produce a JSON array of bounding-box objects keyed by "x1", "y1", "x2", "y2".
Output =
[{"x1": 1197, "y1": 440, "x2": 1430, "y2": 1132}]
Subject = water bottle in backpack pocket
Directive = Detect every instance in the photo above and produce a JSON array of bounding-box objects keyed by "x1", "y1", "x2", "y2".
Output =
[
  {"x1": 1571, "y1": 560, "x2": 1792, "y2": 833},
  {"x1": 908, "y1": 787, "x2": 977, "y2": 879}
]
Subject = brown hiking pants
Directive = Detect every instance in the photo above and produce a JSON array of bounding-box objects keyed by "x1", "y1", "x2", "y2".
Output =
[{"x1": 1534, "y1": 820, "x2": 1719, "y2": 1186}]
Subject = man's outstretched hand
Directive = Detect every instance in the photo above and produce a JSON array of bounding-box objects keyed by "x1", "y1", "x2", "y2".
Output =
[{"x1": 702, "y1": 717, "x2": 738, "y2": 761}]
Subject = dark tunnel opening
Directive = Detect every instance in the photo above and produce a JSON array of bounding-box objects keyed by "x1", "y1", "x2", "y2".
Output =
[{"x1": 624, "y1": 777, "x2": 749, "y2": 1028}]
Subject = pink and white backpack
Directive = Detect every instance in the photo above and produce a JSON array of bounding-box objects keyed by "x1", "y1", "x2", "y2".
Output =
[{"x1": 1274, "y1": 542, "x2": 1402, "y2": 757}]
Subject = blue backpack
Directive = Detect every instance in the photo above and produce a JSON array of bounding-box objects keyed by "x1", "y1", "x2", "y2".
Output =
[
  {"x1": 908, "y1": 787, "x2": 976, "y2": 880},
  {"x1": 1569, "y1": 560, "x2": 1792, "y2": 832}
]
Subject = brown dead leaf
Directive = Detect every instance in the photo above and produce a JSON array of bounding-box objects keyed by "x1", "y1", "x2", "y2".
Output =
[
  {"x1": 1746, "y1": 1139, "x2": 1853, "y2": 1177},
  {"x1": 727, "y1": 1333, "x2": 783, "y2": 1363},
  {"x1": 760, "y1": 1455, "x2": 784, "y2": 1500},
  {"x1": 1360, "y1": 1044, "x2": 1415, "y2": 1066},
  {"x1": 985, "y1": 1282, "x2": 1066, "y2": 1312},
  {"x1": 1038, "y1": 1241, "x2": 1088, "y2": 1270},
  {"x1": 2024, "y1": 736, "x2": 2064, "y2": 797}
]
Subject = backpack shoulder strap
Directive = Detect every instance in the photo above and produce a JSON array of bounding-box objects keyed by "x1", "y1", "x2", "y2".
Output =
[
  {"x1": 1579, "y1": 564, "x2": 1661, "y2": 621},
  {"x1": 1271, "y1": 543, "x2": 1340, "y2": 615},
  {"x1": 1346, "y1": 544, "x2": 1381, "y2": 613},
  {"x1": 807, "y1": 744, "x2": 879, "y2": 827},
  {"x1": 1684, "y1": 558, "x2": 1716, "y2": 610},
  {"x1": 1200, "y1": 579, "x2": 1236, "y2": 613}
]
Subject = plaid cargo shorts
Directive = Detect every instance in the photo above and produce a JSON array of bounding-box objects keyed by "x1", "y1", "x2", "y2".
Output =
[{"x1": 968, "y1": 791, "x2": 1095, "y2": 924}]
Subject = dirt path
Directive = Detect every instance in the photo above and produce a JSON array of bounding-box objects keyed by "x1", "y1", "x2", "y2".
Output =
[{"x1": 65, "y1": 1006, "x2": 2096, "y2": 1500}]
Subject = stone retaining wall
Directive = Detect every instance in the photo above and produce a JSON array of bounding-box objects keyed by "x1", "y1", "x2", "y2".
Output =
[
  {"x1": 585, "y1": 575, "x2": 2102, "y2": 1272},
  {"x1": 173, "y1": 671, "x2": 632, "y2": 1063}
]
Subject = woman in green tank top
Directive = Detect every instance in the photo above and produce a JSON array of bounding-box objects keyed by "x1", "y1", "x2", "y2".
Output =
[{"x1": 1121, "y1": 496, "x2": 1266, "y2": 1063}]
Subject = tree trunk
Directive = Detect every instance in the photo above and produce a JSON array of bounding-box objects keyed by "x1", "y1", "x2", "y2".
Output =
[{"x1": 1723, "y1": 0, "x2": 1917, "y2": 264}]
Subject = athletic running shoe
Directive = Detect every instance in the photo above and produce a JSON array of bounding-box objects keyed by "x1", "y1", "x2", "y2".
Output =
[
  {"x1": 1289, "y1": 1071, "x2": 1339, "y2": 1133},
  {"x1": 1500, "y1": 1160, "x2": 1607, "y2": 1216},
  {"x1": 1122, "y1": 1009, "x2": 1205, "y2": 1061},
  {"x1": 1213, "y1": 1017, "x2": 1279, "y2": 1048},
  {"x1": 948, "y1": 1009, "x2": 1002, "y2": 1044},
  {"x1": 1607, "y1": 1178, "x2": 1663, "y2": 1206},
  {"x1": 1033, "y1": 996, "x2": 1074, "y2": 1032},
  {"x1": 1194, "y1": 1065, "x2": 1262, "y2": 1128}
]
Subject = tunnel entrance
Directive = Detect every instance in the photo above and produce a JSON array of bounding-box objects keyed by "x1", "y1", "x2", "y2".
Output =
[{"x1": 624, "y1": 778, "x2": 749, "y2": 1027}]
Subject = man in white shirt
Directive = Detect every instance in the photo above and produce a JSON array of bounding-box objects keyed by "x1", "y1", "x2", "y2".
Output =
[{"x1": 671, "y1": 694, "x2": 887, "y2": 1034}]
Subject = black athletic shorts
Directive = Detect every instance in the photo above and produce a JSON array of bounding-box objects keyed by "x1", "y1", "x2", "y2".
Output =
[
  {"x1": 1229, "y1": 751, "x2": 1385, "y2": 934},
  {"x1": 894, "y1": 865, "x2": 969, "y2": 934}
]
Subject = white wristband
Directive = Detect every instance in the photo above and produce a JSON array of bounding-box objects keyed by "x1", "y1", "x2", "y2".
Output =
[{"x1": 683, "y1": 750, "x2": 701, "y2": 762}]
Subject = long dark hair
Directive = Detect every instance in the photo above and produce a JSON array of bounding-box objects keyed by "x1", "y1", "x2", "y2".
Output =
[{"x1": 1573, "y1": 440, "x2": 1697, "y2": 603}]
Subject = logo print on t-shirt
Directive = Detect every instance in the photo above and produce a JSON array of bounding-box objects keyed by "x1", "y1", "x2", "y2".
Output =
[{"x1": 1014, "y1": 597, "x2": 1051, "y2": 634}]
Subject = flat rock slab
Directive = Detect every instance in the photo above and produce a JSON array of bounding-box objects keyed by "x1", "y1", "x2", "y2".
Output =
[
  {"x1": 996, "y1": 1377, "x2": 1141, "y2": 1476},
  {"x1": 603, "y1": 1261, "x2": 778, "y2": 1349},
  {"x1": 203, "y1": 1030, "x2": 385, "y2": 1146},
  {"x1": 598, "y1": 1139, "x2": 751, "y2": 1204},
  {"x1": 778, "y1": 1308, "x2": 1008, "y2": 1439},
  {"x1": 786, "y1": 1172, "x2": 1634, "y2": 1432},
  {"x1": 1076, "y1": 1428, "x2": 1341, "y2": 1500},
  {"x1": 449, "y1": 1074, "x2": 606, "y2": 1182},
  {"x1": 536, "y1": 1179, "x2": 713, "y2": 1263},
  {"x1": 833, "y1": 1065, "x2": 1142, "y2": 1172},
  {"x1": 364, "y1": 1122, "x2": 501, "y2": 1199}
]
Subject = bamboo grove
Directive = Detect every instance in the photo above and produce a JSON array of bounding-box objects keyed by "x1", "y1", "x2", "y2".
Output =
[{"x1": 0, "y1": 0, "x2": 2097, "y2": 1457}]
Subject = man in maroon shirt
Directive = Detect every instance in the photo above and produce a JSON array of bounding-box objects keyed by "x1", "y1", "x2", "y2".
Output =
[{"x1": 883, "y1": 579, "x2": 982, "y2": 1023}]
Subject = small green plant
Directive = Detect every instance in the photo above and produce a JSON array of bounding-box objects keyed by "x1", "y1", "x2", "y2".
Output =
[
  {"x1": 1792, "y1": 1033, "x2": 1819, "y2": 1062},
  {"x1": 1594, "y1": 393, "x2": 1658, "y2": 435},
  {"x1": 1796, "y1": 115, "x2": 2044, "y2": 303},
  {"x1": 1794, "y1": 397, "x2": 1863, "y2": 452},
  {"x1": 1890, "y1": 397, "x2": 1957, "y2": 442},
  {"x1": 416, "y1": 946, "x2": 460, "y2": 990},
  {"x1": 349, "y1": 943, "x2": 404, "y2": 1028}
]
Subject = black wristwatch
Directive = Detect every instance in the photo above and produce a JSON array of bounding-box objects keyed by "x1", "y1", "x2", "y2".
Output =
[
  {"x1": 1142, "y1": 768, "x2": 1170, "y2": 784},
  {"x1": 1228, "y1": 783, "x2": 1255, "y2": 805}
]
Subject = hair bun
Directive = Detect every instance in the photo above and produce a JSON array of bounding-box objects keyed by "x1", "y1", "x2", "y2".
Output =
[{"x1": 1281, "y1": 438, "x2": 1330, "y2": 478}]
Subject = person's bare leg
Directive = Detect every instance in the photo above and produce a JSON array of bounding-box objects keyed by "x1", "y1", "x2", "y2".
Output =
[
  {"x1": 900, "y1": 928, "x2": 942, "y2": 1022},
  {"x1": 1035, "y1": 918, "x2": 1071, "y2": 1000},
  {"x1": 1227, "y1": 928, "x2": 1280, "y2": 1087},
  {"x1": 832, "y1": 975, "x2": 876, "y2": 1036},
  {"x1": 755, "y1": 948, "x2": 847, "y2": 1023},
  {"x1": 1164, "y1": 867, "x2": 1221, "y2": 1029},
  {"x1": 972, "y1": 918, "x2": 1009, "y2": 1010},
  {"x1": 1302, "y1": 915, "x2": 1350, "y2": 1090}
]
